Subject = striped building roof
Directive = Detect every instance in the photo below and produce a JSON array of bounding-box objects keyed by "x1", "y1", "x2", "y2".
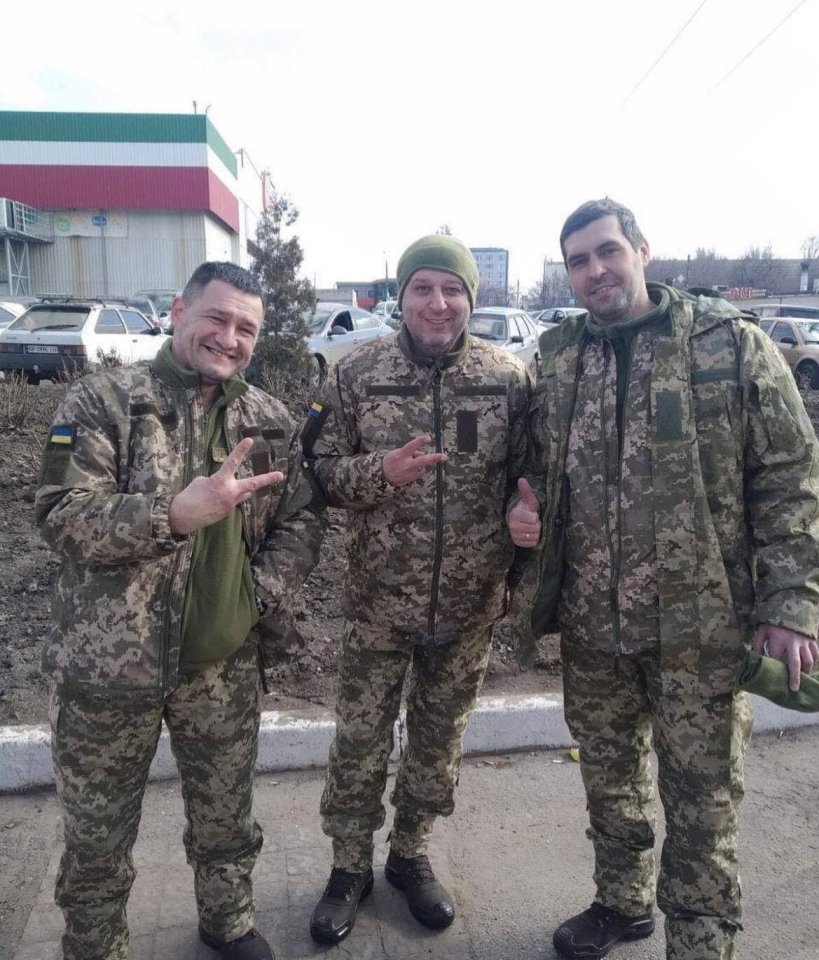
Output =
[{"x1": 0, "y1": 112, "x2": 240, "y2": 232}]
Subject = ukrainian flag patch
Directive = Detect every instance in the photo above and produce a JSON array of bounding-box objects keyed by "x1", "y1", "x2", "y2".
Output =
[
  {"x1": 308, "y1": 401, "x2": 324, "y2": 418},
  {"x1": 49, "y1": 425, "x2": 76, "y2": 447}
]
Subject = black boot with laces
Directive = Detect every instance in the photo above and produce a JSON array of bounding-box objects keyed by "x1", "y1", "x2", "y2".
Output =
[
  {"x1": 553, "y1": 902, "x2": 655, "y2": 958},
  {"x1": 309, "y1": 866, "x2": 374, "y2": 945},
  {"x1": 198, "y1": 925, "x2": 275, "y2": 959},
  {"x1": 384, "y1": 850, "x2": 455, "y2": 929}
]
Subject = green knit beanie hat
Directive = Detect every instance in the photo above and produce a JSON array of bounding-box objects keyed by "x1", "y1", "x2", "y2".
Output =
[{"x1": 397, "y1": 235, "x2": 480, "y2": 310}]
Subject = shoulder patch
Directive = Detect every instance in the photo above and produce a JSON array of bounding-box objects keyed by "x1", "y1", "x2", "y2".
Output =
[
  {"x1": 301, "y1": 401, "x2": 331, "y2": 457},
  {"x1": 49, "y1": 425, "x2": 76, "y2": 448}
]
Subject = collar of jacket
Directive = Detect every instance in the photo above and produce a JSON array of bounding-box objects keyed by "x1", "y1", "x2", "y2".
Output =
[
  {"x1": 585, "y1": 282, "x2": 674, "y2": 341},
  {"x1": 152, "y1": 338, "x2": 248, "y2": 403},
  {"x1": 397, "y1": 323, "x2": 471, "y2": 370}
]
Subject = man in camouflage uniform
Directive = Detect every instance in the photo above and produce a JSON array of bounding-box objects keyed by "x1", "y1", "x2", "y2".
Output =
[
  {"x1": 304, "y1": 235, "x2": 530, "y2": 945},
  {"x1": 509, "y1": 199, "x2": 819, "y2": 960},
  {"x1": 36, "y1": 262, "x2": 323, "y2": 960}
]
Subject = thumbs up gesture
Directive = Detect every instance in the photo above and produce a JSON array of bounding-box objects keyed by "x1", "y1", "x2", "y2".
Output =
[{"x1": 508, "y1": 477, "x2": 542, "y2": 548}]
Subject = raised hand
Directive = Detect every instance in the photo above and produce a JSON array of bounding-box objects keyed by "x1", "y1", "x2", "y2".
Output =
[
  {"x1": 169, "y1": 436, "x2": 284, "y2": 535},
  {"x1": 382, "y1": 434, "x2": 447, "y2": 487},
  {"x1": 508, "y1": 477, "x2": 542, "y2": 547}
]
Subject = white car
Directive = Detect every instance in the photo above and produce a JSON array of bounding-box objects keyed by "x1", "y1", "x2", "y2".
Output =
[
  {"x1": 468, "y1": 307, "x2": 542, "y2": 377},
  {"x1": 0, "y1": 299, "x2": 169, "y2": 384},
  {"x1": 306, "y1": 302, "x2": 393, "y2": 382},
  {"x1": 372, "y1": 299, "x2": 400, "y2": 329},
  {"x1": 0, "y1": 298, "x2": 38, "y2": 330},
  {"x1": 532, "y1": 306, "x2": 587, "y2": 325}
]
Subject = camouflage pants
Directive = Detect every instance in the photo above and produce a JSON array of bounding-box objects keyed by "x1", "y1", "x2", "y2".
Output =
[
  {"x1": 321, "y1": 621, "x2": 492, "y2": 871},
  {"x1": 561, "y1": 639, "x2": 753, "y2": 960},
  {"x1": 50, "y1": 639, "x2": 262, "y2": 960}
]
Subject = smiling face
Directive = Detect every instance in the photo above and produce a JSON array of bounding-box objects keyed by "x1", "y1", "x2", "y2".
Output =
[
  {"x1": 563, "y1": 215, "x2": 652, "y2": 325},
  {"x1": 400, "y1": 269, "x2": 471, "y2": 357},
  {"x1": 170, "y1": 279, "x2": 263, "y2": 388}
]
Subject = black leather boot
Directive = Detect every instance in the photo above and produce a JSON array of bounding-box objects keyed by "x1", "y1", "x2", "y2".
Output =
[
  {"x1": 553, "y1": 903, "x2": 655, "y2": 958},
  {"x1": 309, "y1": 866, "x2": 374, "y2": 944},
  {"x1": 198, "y1": 925, "x2": 275, "y2": 959},
  {"x1": 384, "y1": 850, "x2": 455, "y2": 930}
]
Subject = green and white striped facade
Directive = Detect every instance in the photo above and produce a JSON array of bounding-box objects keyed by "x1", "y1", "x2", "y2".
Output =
[{"x1": 0, "y1": 111, "x2": 265, "y2": 297}]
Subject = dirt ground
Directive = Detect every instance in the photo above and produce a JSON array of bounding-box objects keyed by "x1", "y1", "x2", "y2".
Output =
[{"x1": 0, "y1": 380, "x2": 559, "y2": 728}]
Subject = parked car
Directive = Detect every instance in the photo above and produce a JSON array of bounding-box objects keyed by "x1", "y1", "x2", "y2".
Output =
[
  {"x1": 133, "y1": 289, "x2": 178, "y2": 331},
  {"x1": 0, "y1": 299, "x2": 169, "y2": 383},
  {"x1": 126, "y1": 297, "x2": 168, "y2": 332},
  {"x1": 373, "y1": 299, "x2": 400, "y2": 329},
  {"x1": 306, "y1": 302, "x2": 393, "y2": 382},
  {"x1": 751, "y1": 303, "x2": 819, "y2": 322},
  {"x1": 532, "y1": 306, "x2": 587, "y2": 325},
  {"x1": 468, "y1": 307, "x2": 541, "y2": 376},
  {"x1": 759, "y1": 317, "x2": 819, "y2": 389},
  {"x1": 0, "y1": 297, "x2": 38, "y2": 330}
]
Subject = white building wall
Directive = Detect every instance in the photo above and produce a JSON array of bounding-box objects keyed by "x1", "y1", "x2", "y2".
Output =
[
  {"x1": 231, "y1": 149, "x2": 265, "y2": 268},
  {"x1": 203, "y1": 213, "x2": 235, "y2": 264},
  {"x1": 28, "y1": 211, "x2": 209, "y2": 297}
]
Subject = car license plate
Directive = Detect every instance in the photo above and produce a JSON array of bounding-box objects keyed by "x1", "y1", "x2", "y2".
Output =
[{"x1": 25, "y1": 344, "x2": 59, "y2": 354}]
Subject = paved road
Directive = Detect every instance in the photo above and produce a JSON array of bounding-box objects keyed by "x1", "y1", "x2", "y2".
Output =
[{"x1": 2, "y1": 726, "x2": 818, "y2": 960}]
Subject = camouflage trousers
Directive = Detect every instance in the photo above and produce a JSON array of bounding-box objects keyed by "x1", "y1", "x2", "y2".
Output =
[
  {"x1": 321, "y1": 621, "x2": 492, "y2": 871},
  {"x1": 50, "y1": 639, "x2": 262, "y2": 960},
  {"x1": 561, "y1": 638, "x2": 754, "y2": 960}
]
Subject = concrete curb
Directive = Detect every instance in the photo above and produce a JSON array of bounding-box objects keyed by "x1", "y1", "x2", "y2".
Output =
[{"x1": 1, "y1": 692, "x2": 816, "y2": 794}]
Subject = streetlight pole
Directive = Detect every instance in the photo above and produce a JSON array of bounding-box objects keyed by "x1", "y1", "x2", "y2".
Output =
[{"x1": 542, "y1": 254, "x2": 549, "y2": 307}]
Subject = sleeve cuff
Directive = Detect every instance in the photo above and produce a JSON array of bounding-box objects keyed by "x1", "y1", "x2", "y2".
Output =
[{"x1": 152, "y1": 494, "x2": 188, "y2": 552}]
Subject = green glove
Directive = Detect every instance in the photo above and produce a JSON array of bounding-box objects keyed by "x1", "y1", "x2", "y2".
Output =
[{"x1": 736, "y1": 651, "x2": 819, "y2": 712}]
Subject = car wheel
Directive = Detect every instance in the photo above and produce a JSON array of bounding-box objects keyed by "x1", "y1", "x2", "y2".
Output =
[
  {"x1": 795, "y1": 361, "x2": 819, "y2": 391},
  {"x1": 530, "y1": 354, "x2": 541, "y2": 382}
]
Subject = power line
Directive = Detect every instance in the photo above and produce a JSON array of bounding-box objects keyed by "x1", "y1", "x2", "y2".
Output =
[
  {"x1": 712, "y1": 0, "x2": 811, "y2": 90},
  {"x1": 617, "y1": 0, "x2": 710, "y2": 113}
]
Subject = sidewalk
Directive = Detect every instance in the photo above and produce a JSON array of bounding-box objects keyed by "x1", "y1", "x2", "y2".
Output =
[
  {"x1": 5, "y1": 725, "x2": 819, "y2": 960},
  {"x1": 2, "y1": 691, "x2": 818, "y2": 793}
]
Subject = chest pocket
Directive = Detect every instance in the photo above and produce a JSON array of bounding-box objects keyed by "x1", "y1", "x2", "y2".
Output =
[
  {"x1": 358, "y1": 384, "x2": 426, "y2": 450},
  {"x1": 447, "y1": 384, "x2": 508, "y2": 466},
  {"x1": 127, "y1": 401, "x2": 181, "y2": 492},
  {"x1": 240, "y1": 425, "x2": 286, "y2": 475}
]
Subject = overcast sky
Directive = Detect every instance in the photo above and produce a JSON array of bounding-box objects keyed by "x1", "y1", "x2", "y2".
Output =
[{"x1": 3, "y1": 0, "x2": 818, "y2": 291}]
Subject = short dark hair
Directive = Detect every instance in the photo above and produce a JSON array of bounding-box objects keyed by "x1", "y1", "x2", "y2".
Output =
[
  {"x1": 559, "y1": 198, "x2": 645, "y2": 263},
  {"x1": 182, "y1": 261, "x2": 264, "y2": 304}
]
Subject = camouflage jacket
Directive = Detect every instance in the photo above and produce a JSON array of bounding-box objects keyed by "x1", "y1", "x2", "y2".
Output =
[
  {"x1": 35, "y1": 354, "x2": 323, "y2": 695},
  {"x1": 306, "y1": 326, "x2": 531, "y2": 644},
  {"x1": 527, "y1": 284, "x2": 819, "y2": 695}
]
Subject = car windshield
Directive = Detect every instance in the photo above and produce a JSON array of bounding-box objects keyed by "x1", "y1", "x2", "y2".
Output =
[
  {"x1": 469, "y1": 315, "x2": 506, "y2": 340},
  {"x1": 136, "y1": 292, "x2": 175, "y2": 314},
  {"x1": 307, "y1": 308, "x2": 335, "y2": 333},
  {"x1": 9, "y1": 308, "x2": 88, "y2": 332},
  {"x1": 128, "y1": 300, "x2": 154, "y2": 315},
  {"x1": 796, "y1": 321, "x2": 819, "y2": 344},
  {"x1": 153, "y1": 294, "x2": 174, "y2": 314}
]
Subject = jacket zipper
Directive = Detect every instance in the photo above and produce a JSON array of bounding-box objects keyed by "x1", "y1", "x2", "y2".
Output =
[
  {"x1": 427, "y1": 365, "x2": 445, "y2": 643},
  {"x1": 600, "y1": 346, "x2": 623, "y2": 660},
  {"x1": 160, "y1": 390, "x2": 201, "y2": 695}
]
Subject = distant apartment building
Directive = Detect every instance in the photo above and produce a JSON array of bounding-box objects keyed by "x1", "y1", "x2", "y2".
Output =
[
  {"x1": 0, "y1": 110, "x2": 268, "y2": 297},
  {"x1": 470, "y1": 247, "x2": 509, "y2": 305}
]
